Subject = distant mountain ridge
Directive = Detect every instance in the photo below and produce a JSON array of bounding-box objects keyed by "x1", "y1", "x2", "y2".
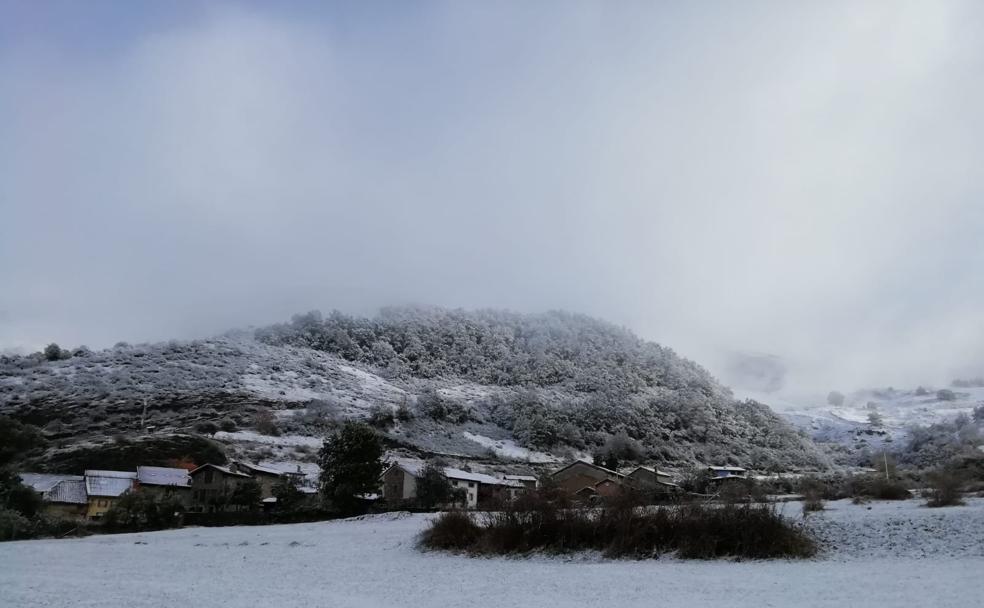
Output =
[{"x1": 0, "y1": 307, "x2": 828, "y2": 471}]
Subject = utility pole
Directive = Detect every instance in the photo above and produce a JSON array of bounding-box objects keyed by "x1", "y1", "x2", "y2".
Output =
[
  {"x1": 883, "y1": 452, "x2": 890, "y2": 481},
  {"x1": 140, "y1": 398, "x2": 148, "y2": 429}
]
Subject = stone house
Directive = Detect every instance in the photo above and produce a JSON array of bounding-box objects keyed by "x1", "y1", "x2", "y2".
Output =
[
  {"x1": 135, "y1": 466, "x2": 192, "y2": 507},
  {"x1": 550, "y1": 460, "x2": 624, "y2": 495},
  {"x1": 624, "y1": 466, "x2": 680, "y2": 499},
  {"x1": 231, "y1": 461, "x2": 286, "y2": 499},
  {"x1": 188, "y1": 464, "x2": 254, "y2": 512},
  {"x1": 381, "y1": 463, "x2": 419, "y2": 504}
]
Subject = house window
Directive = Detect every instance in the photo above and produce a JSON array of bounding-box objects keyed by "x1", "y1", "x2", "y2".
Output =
[{"x1": 468, "y1": 482, "x2": 475, "y2": 488}]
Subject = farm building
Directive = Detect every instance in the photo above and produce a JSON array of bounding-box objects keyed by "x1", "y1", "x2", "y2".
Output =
[
  {"x1": 188, "y1": 464, "x2": 253, "y2": 512},
  {"x1": 43, "y1": 479, "x2": 89, "y2": 519},
  {"x1": 380, "y1": 462, "x2": 522, "y2": 508},
  {"x1": 17, "y1": 473, "x2": 83, "y2": 495},
  {"x1": 136, "y1": 466, "x2": 192, "y2": 507},
  {"x1": 550, "y1": 460, "x2": 624, "y2": 495},
  {"x1": 231, "y1": 461, "x2": 288, "y2": 499},
  {"x1": 84, "y1": 470, "x2": 137, "y2": 519},
  {"x1": 625, "y1": 466, "x2": 680, "y2": 498},
  {"x1": 18, "y1": 473, "x2": 89, "y2": 519},
  {"x1": 503, "y1": 474, "x2": 538, "y2": 490}
]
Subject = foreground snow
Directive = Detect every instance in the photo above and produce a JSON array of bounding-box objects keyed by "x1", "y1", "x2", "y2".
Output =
[{"x1": 1, "y1": 499, "x2": 982, "y2": 608}]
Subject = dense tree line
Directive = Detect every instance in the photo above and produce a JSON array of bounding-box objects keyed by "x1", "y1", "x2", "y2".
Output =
[
  {"x1": 259, "y1": 307, "x2": 826, "y2": 469},
  {"x1": 256, "y1": 307, "x2": 714, "y2": 392}
]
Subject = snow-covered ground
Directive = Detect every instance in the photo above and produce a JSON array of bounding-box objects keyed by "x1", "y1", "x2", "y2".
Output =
[
  {"x1": 214, "y1": 430, "x2": 323, "y2": 448},
  {"x1": 742, "y1": 385, "x2": 984, "y2": 453},
  {"x1": 2, "y1": 498, "x2": 982, "y2": 608},
  {"x1": 462, "y1": 431, "x2": 560, "y2": 463}
]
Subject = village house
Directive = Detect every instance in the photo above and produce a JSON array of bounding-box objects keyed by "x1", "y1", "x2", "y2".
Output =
[
  {"x1": 380, "y1": 462, "x2": 522, "y2": 509},
  {"x1": 188, "y1": 463, "x2": 253, "y2": 512},
  {"x1": 18, "y1": 473, "x2": 82, "y2": 496},
  {"x1": 380, "y1": 463, "x2": 419, "y2": 504},
  {"x1": 624, "y1": 466, "x2": 680, "y2": 499},
  {"x1": 231, "y1": 461, "x2": 286, "y2": 499},
  {"x1": 84, "y1": 470, "x2": 137, "y2": 519},
  {"x1": 446, "y1": 468, "x2": 522, "y2": 508},
  {"x1": 43, "y1": 479, "x2": 89, "y2": 519},
  {"x1": 135, "y1": 466, "x2": 192, "y2": 507},
  {"x1": 503, "y1": 474, "x2": 538, "y2": 490},
  {"x1": 18, "y1": 473, "x2": 88, "y2": 519},
  {"x1": 550, "y1": 460, "x2": 624, "y2": 496}
]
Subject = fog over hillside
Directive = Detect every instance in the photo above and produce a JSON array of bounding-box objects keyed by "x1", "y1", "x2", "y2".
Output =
[{"x1": 3, "y1": 2, "x2": 984, "y2": 393}]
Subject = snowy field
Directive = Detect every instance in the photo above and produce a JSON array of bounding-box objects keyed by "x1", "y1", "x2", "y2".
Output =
[{"x1": 2, "y1": 499, "x2": 982, "y2": 608}]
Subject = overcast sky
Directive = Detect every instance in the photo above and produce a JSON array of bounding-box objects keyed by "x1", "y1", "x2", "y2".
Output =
[{"x1": 2, "y1": 1, "x2": 983, "y2": 392}]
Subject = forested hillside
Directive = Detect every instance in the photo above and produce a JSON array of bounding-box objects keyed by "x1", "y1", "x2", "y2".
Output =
[{"x1": 1, "y1": 307, "x2": 828, "y2": 471}]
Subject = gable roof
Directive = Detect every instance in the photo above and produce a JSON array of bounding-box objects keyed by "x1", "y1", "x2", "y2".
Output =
[
  {"x1": 627, "y1": 466, "x2": 672, "y2": 478},
  {"x1": 443, "y1": 468, "x2": 522, "y2": 487},
  {"x1": 17, "y1": 473, "x2": 84, "y2": 493},
  {"x1": 136, "y1": 466, "x2": 191, "y2": 487},
  {"x1": 381, "y1": 462, "x2": 522, "y2": 487},
  {"x1": 46, "y1": 479, "x2": 88, "y2": 504},
  {"x1": 84, "y1": 470, "x2": 138, "y2": 479},
  {"x1": 233, "y1": 461, "x2": 284, "y2": 477},
  {"x1": 85, "y1": 471, "x2": 136, "y2": 497},
  {"x1": 550, "y1": 459, "x2": 624, "y2": 479},
  {"x1": 189, "y1": 463, "x2": 252, "y2": 478},
  {"x1": 503, "y1": 474, "x2": 538, "y2": 482}
]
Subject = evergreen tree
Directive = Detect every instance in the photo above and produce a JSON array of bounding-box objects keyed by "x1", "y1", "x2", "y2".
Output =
[
  {"x1": 230, "y1": 479, "x2": 262, "y2": 511},
  {"x1": 415, "y1": 462, "x2": 453, "y2": 509},
  {"x1": 318, "y1": 422, "x2": 384, "y2": 514},
  {"x1": 44, "y1": 343, "x2": 63, "y2": 361},
  {"x1": 272, "y1": 478, "x2": 305, "y2": 511}
]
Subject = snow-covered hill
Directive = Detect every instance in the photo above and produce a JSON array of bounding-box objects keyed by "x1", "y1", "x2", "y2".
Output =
[
  {"x1": 0, "y1": 308, "x2": 830, "y2": 472},
  {"x1": 744, "y1": 386, "x2": 984, "y2": 462}
]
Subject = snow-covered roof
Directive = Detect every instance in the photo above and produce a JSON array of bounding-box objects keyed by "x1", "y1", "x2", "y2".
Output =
[
  {"x1": 503, "y1": 475, "x2": 537, "y2": 482},
  {"x1": 46, "y1": 479, "x2": 88, "y2": 504},
  {"x1": 384, "y1": 462, "x2": 521, "y2": 487},
  {"x1": 189, "y1": 463, "x2": 252, "y2": 478},
  {"x1": 136, "y1": 466, "x2": 191, "y2": 487},
  {"x1": 84, "y1": 470, "x2": 138, "y2": 479},
  {"x1": 443, "y1": 468, "x2": 522, "y2": 487},
  {"x1": 708, "y1": 466, "x2": 747, "y2": 472},
  {"x1": 85, "y1": 471, "x2": 136, "y2": 497},
  {"x1": 17, "y1": 473, "x2": 83, "y2": 493},
  {"x1": 628, "y1": 466, "x2": 672, "y2": 478},
  {"x1": 233, "y1": 461, "x2": 284, "y2": 477},
  {"x1": 550, "y1": 459, "x2": 624, "y2": 478}
]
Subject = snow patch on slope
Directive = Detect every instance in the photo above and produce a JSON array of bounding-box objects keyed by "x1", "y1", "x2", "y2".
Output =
[
  {"x1": 463, "y1": 431, "x2": 559, "y2": 463},
  {"x1": 214, "y1": 430, "x2": 322, "y2": 448}
]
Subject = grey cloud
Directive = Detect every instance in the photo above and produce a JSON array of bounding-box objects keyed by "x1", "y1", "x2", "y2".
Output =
[{"x1": 1, "y1": 1, "x2": 983, "y2": 392}]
